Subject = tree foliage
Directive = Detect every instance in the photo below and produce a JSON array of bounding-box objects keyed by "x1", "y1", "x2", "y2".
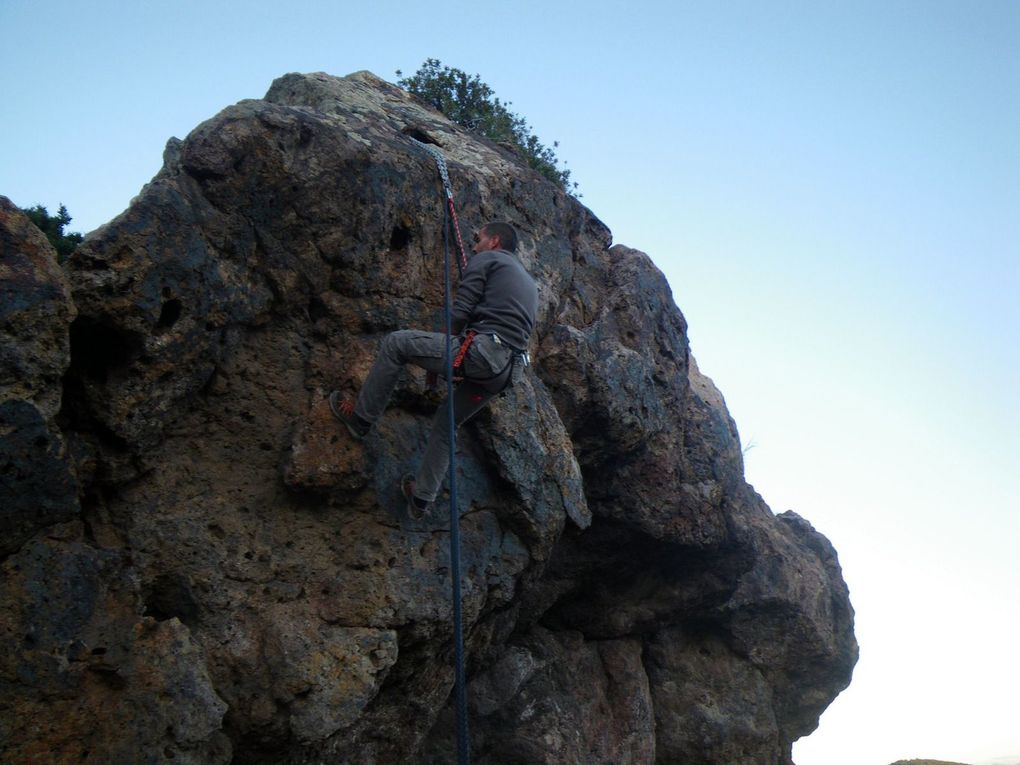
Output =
[
  {"x1": 21, "y1": 204, "x2": 83, "y2": 262},
  {"x1": 397, "y1": 59, "x2": 577, "y2": 194}
]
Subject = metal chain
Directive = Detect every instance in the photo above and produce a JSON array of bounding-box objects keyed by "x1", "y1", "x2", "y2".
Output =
[
  {"x1": 410, "y1": 137, "x2": 468, "y2": 274},
  {"x1": 410, "y1": 137, "x2": 453, "y2": 199}
]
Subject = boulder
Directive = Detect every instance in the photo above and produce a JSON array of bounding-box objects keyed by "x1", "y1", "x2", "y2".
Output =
[{"x1": 0, "y1": 71, "x2": 856, "y2": 764}]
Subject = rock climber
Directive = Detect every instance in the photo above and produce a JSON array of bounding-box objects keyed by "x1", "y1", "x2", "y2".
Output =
[{"x1": 328, "y1": 221, "x2": 539, "y2": 519}]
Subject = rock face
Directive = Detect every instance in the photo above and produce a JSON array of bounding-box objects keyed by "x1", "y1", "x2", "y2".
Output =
[
  {"x1": 0, "y1": 71, "x2": 857, "y2": 764},
  {"x1": 1, "y1": 197, "x2": 79, "y2": 557}
]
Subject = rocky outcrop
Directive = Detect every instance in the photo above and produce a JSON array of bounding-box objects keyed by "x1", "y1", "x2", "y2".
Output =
[
  {"x1": 1, "y1": 198, "x2": 79, "y2": 557},
  {"x1": 0, "y1": 71, "x2": 856, "y2": 764}
]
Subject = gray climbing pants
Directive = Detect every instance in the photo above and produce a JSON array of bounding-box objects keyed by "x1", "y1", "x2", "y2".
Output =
[{"x1": 353, "y1": 330, "x2": 513, "y2": 502}]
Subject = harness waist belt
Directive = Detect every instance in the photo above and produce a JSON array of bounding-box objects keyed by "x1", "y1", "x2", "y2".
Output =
[
  {"x1": 488, "y1": 333, "x2": 520, "y2": 353},
  {"x1": 489, "y1": 332, "x2": 530, "y2": 366},
  {"x1": 453, "y1": 330, "x2": 529, "y2": 381}
]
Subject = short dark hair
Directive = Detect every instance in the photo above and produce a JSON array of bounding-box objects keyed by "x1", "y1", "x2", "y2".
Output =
[{"x1": 482, "y1": 221, "x2": 518, "y2": 252}]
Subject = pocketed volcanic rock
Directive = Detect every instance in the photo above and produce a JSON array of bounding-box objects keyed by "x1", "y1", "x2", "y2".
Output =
[
  {"x1": 0, "y1": 71, "x2": 856, "y2": 764},
  {"x1": 1, "y1": 198, "x2": 79, "y2": 557}
]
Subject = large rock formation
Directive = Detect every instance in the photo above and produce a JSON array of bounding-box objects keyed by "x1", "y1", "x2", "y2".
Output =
[{"x1": 0, "y1": 71, "x2": 857, "y2": 764}]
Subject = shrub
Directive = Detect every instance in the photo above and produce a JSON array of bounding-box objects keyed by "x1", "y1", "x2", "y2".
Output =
[
  {"x1": 397, "y1": 59, "x2": 577, "y2": 194},
  {"x1": 21, "y1": 204, "x2": 83, "y2": 263}
]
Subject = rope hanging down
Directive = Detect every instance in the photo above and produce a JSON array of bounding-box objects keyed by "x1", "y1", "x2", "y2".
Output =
[{"x1": 412, "y1": 136, "x2": 471, "y2": 765}]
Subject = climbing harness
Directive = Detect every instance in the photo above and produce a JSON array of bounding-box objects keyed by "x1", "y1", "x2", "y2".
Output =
[
  {"x1": 451, "y1": 330, "x2": 527, "y2": 393},
  {"x1": 412, "y1": 136, "x2": 471, "y2": 765},
  {"x1": 490, "y1": 332, "x2": 531, "y2": 387}
]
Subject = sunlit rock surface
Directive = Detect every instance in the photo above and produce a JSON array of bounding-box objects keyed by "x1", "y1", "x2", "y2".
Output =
[{"x1": 0, "y1": 71, "x2": 857, "y2": 764}]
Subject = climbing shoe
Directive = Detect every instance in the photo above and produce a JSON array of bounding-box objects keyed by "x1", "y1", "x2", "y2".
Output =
[
  {"x1": 402, "y1": 474, "x2": 432, "y2": 520},
  {"x1": 328, "y1": 391, "x2": 371, "y2": 440}
]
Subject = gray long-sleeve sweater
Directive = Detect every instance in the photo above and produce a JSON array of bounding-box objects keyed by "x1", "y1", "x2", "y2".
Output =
[{"x1": 451, "y1": 249, "x2": 538, "y2": 352}]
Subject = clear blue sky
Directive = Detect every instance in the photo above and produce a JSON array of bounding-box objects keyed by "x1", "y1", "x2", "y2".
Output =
[{"x1": 3, "y1": 2, "x2": 1018, "y2": 763}]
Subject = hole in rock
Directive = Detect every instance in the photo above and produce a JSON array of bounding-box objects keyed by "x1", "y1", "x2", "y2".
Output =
[
  {"x1": 308, "y1": 296, "x2": 329, "y2": 323},
  {"x1": 390, "y1": 225, "x2": 411, "y2": 250},
  {"x1": 69, "y1": 317, "x2": 143, "y2": 382},
  {"x1": 402, "y1": 126, "x2": 439, "y2": 145},
  {"x1": 92, "y1": 668, "x2": 127, "y2": 690},
  {"x1": 143, "y1": 574, "x2": 199, "y2": 626},
  {"x1": 157, "y1": 298, "x2": 182, "y2": 330}
]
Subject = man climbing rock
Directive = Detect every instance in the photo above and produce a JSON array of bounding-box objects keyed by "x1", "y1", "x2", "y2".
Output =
[{"x1": 329, "y1": 221, "x2": 539, "y2": 519}]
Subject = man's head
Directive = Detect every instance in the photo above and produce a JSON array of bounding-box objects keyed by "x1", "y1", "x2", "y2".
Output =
[{"x1": 472, "y1": 221, "x2": 518, "y2": 254}]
